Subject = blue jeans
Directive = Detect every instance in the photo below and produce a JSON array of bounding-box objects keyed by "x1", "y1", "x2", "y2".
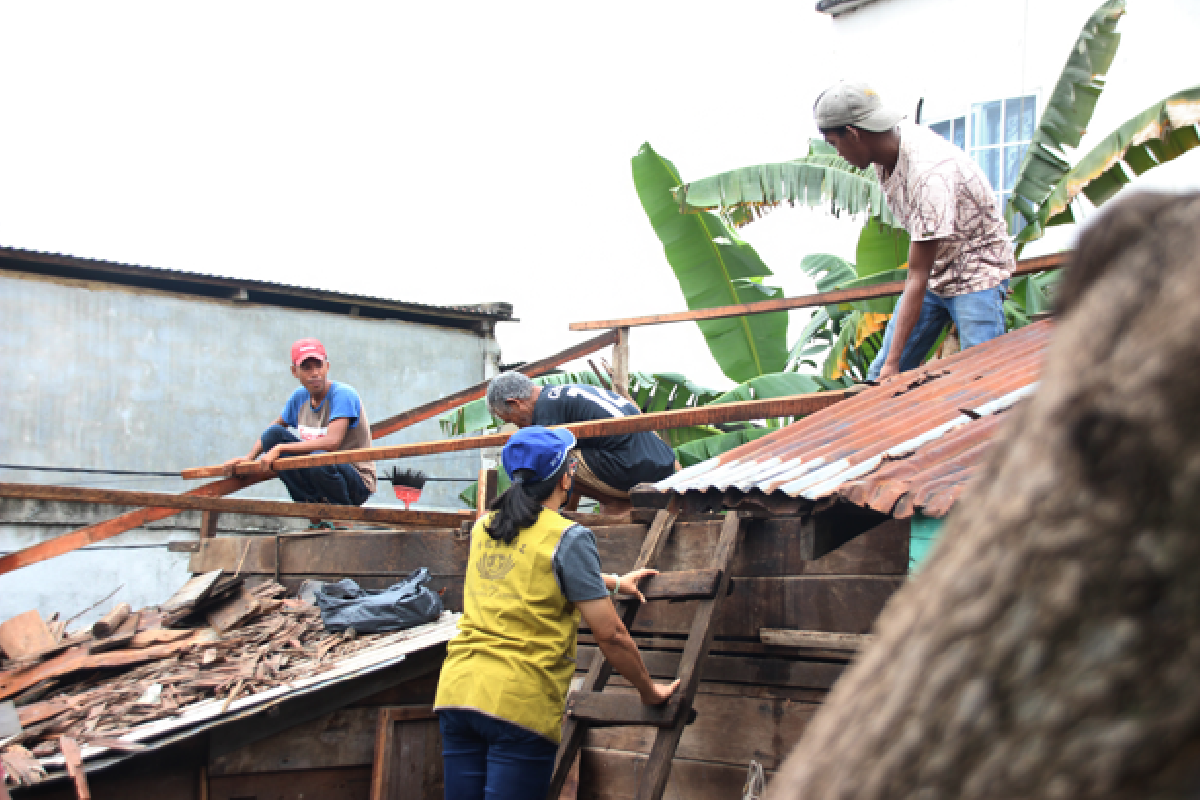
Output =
[
  {"x1": 867, "y1": 280, "x2": 1008, "y2": 381},
  {"x1": 260, "y1": 424, "x2": 370, "y2": 506},
  {"x1": 438, "y1": 709, "x2": 558, "y2": 800}
]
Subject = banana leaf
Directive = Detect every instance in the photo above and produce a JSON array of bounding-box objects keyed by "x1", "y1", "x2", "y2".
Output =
[
  {"x1": 1009, "y1": 0, "x2": 1126, "y2": 243},
  {"x1": 633, "y1": 142, "x2": 789, "y2": 383},
  {"x1": 848, "y1": 220, "x2": 909, "y2": 313},
  {"x1": 711, "y1": 371, "x2": 826, "y2": 405},
  {"x1": 1041, "y1": 85, "x2": 1200, "y2": 225},
  {"x1": 670, "y1": 139, "x2": 896, "y2": 229},
  {"x1": 676, "y1": 428, "x2": 775, "y2": 469}
]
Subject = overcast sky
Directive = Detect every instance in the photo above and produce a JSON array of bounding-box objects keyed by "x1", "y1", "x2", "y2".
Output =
[{"x1": 0, "y1": 2, "x2": 1196, "y2": 391}]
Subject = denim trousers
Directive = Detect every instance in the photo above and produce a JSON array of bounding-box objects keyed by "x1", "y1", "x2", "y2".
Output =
[
  {"x1": 259, "y1": 424, "x2": 370, "y2": 506},
  {"x1": 867, "y1": 280, "x2": 1008, "y2": 381},
  {"x1": 438, "y1": 709, "x2": 559, "y2": 800}
]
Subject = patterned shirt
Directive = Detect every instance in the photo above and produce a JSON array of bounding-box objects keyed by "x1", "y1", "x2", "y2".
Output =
[{"x1": 876, "y1": 122, "x2": 1015, "y2": 297}]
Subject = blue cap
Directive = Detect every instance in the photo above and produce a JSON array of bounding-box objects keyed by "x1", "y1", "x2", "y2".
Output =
[{"x1": 501, "y1": 426, "x2": 576, "y2": 484}]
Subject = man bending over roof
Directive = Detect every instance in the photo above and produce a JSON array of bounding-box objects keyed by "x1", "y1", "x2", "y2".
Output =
[
  {"x1": 224, "y1": 338, "x2": 376, "y2": 507},
  {"x1": 486, "y1": 372, "x2": 677, "y2": 513},
  {"x1": 815, "y1": 81, "x2": 1015, "y2": 381}
]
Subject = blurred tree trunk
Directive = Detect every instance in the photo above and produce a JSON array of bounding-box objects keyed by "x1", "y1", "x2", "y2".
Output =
[{"x1": 769, "y1": 192, "x2": 1200, "y2": 800}]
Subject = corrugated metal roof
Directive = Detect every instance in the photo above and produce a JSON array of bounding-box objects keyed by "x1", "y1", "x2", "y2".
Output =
[
  {"x1": 657, "y1": 321, "x2": 1051, "y2": 518},
  {"x1": 0, "y1": 245, "x2": 514, "y2": 329}
]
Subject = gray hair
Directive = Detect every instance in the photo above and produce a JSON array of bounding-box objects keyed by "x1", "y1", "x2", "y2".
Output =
[{"x1": 486, "y1": 371, "x2": 534, "y2": 417}]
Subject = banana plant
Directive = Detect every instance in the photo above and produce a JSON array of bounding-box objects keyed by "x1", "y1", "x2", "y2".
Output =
[
  {"x1": 1007, "y1": 0, "x2": 1126, "y2": 247},
  {"x1": 632, "y1": 142, "x2": 789, "y2": 384}
]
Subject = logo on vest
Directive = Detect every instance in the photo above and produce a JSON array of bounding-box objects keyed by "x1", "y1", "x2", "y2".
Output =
[{"x1": 476, "y1": 552, "x2": 516, "y2": 581}]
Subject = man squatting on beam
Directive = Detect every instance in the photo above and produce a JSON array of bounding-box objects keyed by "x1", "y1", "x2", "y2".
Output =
[
  {"x1": 486, "y1": 372, "x2": 679, "y2": 514},
  {"x1": 224, "y1": 338, "x2": 376, "y2": 507},
  {"x1": 815, "y1": 81, "x2": 1015, "y2": 380}
]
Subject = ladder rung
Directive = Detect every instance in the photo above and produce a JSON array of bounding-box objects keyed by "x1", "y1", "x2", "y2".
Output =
[
  {"x1": 566, "y1": 691, "x2": 688, "y2": 728},
  {"x1": 640, "y1": 568, "x2": 722, "y2": 601}
]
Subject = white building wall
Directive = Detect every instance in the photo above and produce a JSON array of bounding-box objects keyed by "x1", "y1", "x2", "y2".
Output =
[{"x1": 823, "y1": 0, "x2": 1200, "y2": 252}]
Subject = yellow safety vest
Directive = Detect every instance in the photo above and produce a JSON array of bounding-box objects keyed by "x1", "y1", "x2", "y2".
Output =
[{"x1": 434, "y1": 508, "x2": 581, "y2": 742}]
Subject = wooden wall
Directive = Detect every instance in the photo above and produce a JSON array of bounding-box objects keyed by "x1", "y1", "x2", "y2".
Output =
[{"x1": 181, "y1": 513, "x2": 910, "y2": 799}]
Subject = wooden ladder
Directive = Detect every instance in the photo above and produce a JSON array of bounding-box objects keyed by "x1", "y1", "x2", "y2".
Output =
[{"x1": 547, "y1": 508, "x2": 746, "y2": 800}]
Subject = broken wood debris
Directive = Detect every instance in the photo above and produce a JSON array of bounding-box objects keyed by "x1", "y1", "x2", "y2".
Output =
[{"x1": 0, "y1": 576, "x2": 416, "y2": 790}]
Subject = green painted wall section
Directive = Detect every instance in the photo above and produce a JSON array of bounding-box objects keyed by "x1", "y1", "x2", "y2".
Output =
[{"x1": 909, "y1": 511, "x2": 946, "y2": 573}]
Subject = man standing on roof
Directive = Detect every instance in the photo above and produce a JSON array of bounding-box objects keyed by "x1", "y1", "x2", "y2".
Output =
[
  {"x1": 486, "y1": 372, "x2": 677, "y2": 513},
  {"x1": 224, "y1": 338, "x2": 376, "y2": 506},
  {"x1": 814, "y1": 81, "x2": 1015, "y2": 381}
]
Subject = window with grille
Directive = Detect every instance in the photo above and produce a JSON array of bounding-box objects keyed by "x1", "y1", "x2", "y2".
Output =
[{"x1": 928, "y1": 95, "x2": 1036, "y2": 234}]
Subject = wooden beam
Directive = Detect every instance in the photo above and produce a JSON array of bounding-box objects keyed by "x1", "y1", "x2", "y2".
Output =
[
  {"x1": 0, "y1": 483, "x2": 471, "y2": 533},
  {"x1": 640, "y1": 569, "x2": 722, "y2": 601},
  {"x1": 182, "y1": 391, "x2": 849, "y2": 480},
  {"x1": 759, "y1": 629, "x2": 875, "y2": 651},
  {"x1": 0, "y1": 475, "x2": 266, "y2": 575},
  {"x1": 569, "y1": 252, "x2": 1069, "y2": 331},
  {"x1": 476, "y1": 468, "x2": 498, "y2": 522},
  {"x1": 369, "y1": 329, "x2": 621, "y2": 439},
  {"x1": 612, "y1": 327, "x2": 631, "y2": 401},
  {"x1": 199, "y1": 510, "x2": 220, "y2": 539},
  {"x1": 566, "y1": 690, "x2": 682, "y2": 728}
]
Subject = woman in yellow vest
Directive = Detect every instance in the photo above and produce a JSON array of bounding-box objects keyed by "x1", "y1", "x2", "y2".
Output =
[{"x1": 435, "y1": 426, "x2": 678, "y2": 799}]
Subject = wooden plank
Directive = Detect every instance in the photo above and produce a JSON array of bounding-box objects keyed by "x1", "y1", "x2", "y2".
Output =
[
  {"x1": 759, "y1": 629, "x2": 875, "y2": 651},
  {"x1": 260, "y1": 574, "x2": 900, "y2": 636},
  {"x1": 370, "y1": 328, "x2": 621, "y2": 439},
  {"x1": 631, "y1": 575, "x2": 905, "y2": 637},
  {"x1": 0, "y1": 474, "x2": 266, "y2": 575},
  {"x1": 189, "y1": 532, "x2": 471, "y2": 576},
  {"x1": 0, "y1": 483, "x2": 471, "y2": 528},
  {"x1": 569, "y1": 252, "x2": 1068, "y2": 331},
  {"x1": 199, "y1": 510, "x2": 220, "y2": 540},
  {"x1": 209, "y1": 708, "x2": 381, "y2": 776},
  {"x1": 476, "y1": 468, "x2": 498, "y2": 521},
  {"x1": 0, "y1": 610, "x2": 56, "y2": 660},
  {"x1": 583, "y1": 686, "x2": 816, "y2": 771},
  {"x1": 59, "y1": 736, "x2": 92, "y2": 800},
  {"x1": 206, "y1": 586, "x2": 261, "y2": 634},
  {"x1": 208, "y1": 766, "x2": 372, "y2": 800},
  {"x1": 567, "y1": 691, "x2": 681, "y2": 728},
  {"x1": 189, "y1": 516, "x2": 908, "y2": 579},
  {"x1": 576, "y1": 647, "x2": 845, "y2": 690},
  {"x1": 579, "y1": 749, "x2": 767, "y2": 800},
  {"x1": 181, "y1": 393, "x2": 848, "y2": 480},
  {"x1": 639, "y1": 569, "x2": 721, "y2": 601},
  {"x1": 637, "y1": 511, "x2": 745, "y2": 799},
  {"x1": 162, "y1": 570, "x2": 224, "y2": 613}
]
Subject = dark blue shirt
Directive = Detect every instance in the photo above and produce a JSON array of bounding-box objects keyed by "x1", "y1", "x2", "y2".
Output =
[{"x1": 532, "y1": 384, "x2": 676, "y2": 492}]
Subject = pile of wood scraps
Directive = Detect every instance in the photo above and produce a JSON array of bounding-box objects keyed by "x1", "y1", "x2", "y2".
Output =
[{"x1": 0, "y1": 573, "x2": 415, "y2": 789}]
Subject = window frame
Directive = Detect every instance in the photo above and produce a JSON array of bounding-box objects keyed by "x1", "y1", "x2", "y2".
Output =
[{"x1": 925, "y1": 92, "x2": 1040, "y2": 231}]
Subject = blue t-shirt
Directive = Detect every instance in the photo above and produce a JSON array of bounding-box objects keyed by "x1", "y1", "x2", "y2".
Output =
[{"x1": 281, "y1": 381, "x2": 364, "y2": 434}]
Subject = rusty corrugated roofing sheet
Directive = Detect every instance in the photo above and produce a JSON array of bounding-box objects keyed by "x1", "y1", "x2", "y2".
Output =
[{"x1": 656, "y1": 320, "x2": 1052, "y2": 518}]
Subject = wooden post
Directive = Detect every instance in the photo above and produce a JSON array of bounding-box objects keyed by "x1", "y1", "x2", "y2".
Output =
[
  {"x1": 613, "y1": 327, "x2": 631, "y2": 401},
  {"x1": 199, "y1": 510, "x2": 219, "y2": 539},
  {"x1": 59, "y1": 736, "x2": 91, "y2": 800},
  {"x1": 476, "y1": 468, "x2": 499, "y2": 520}
]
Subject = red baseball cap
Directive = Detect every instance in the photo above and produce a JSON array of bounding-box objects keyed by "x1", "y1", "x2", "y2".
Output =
[{"x1": 290, "y1": 338, "x2": 328, "y2": 366}]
